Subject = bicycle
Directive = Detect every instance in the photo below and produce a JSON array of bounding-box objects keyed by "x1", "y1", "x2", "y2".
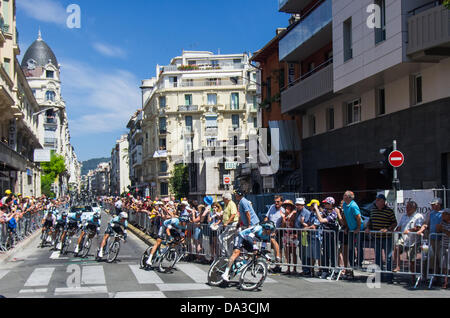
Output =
[
  {"x1": 60, "y1": 225, "x2": 80, "y2": 255},
  {"x1": 96, "y1": 233, "x2": 124, "y2": 263},
  {"x1": 140, "y1": 240, "x2": 165, "y2": 271},
  {"x1": 158, "y1": 238, "x2": 187, "y2": 273},
  {"x1": 40, "y1": 226, "x2": 52, "y2": 248},
  {"x1": 208, "y1": 248, "x2": 273, "y2": 291},
  {"x1": 77, "y1": 227, "x2": 97, "y2": 258}
]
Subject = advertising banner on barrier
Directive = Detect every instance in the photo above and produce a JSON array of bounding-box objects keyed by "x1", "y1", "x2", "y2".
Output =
[{"x1": 379, "y1": 190, "x2": 435, "y2": 221}]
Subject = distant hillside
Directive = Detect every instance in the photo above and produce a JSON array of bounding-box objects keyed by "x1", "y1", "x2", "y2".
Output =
[{"x1": 81, "y1": 157, "x2": 110, "y2": 176}]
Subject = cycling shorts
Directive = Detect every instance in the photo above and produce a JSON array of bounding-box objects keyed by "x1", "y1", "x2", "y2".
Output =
[
  {"x1": 105, "y1": 223, "x2": 124, "y2": 236},
  {"x1": 83, "y1": 223, "x2": 98, "y2": 233},
  {"x1": 233, "y1": 235, "x2": 255, "y2": 252},
  {"x1": 43, "y1": 220, "x2": 54, "y2": 229},
  {"x1": 64, "y1": 221, "x2": 78, "y2": 232},
  {"x1": 157, "y1": 226, "x2": 181, "y2": 240}
]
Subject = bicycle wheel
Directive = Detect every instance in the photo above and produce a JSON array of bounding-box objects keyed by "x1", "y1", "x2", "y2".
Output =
[
  {"x1": 107, "y1": 242, "x2": 120, "y2": 263},
  {"x1": 41, "y1": 231, "x2": 48, "y2": 248},
  {"x1": 207, "y1": 257, "x2": 229, "y2": 287},
  {"x1": 140, "y1": 246, "x2": 153, "y2": 269},
  {"x1": 159, "y1": 248, "x2": 178, "y2": 273},
  {"x1": 80, "y1": 237, "x2": 92, "y2": 258},
  {"x1": 61, "y1": 237, "x2": 70, "y2": 255},
  {"x1": 239, "y1": 260, "x2": 268, "y2": 291}
]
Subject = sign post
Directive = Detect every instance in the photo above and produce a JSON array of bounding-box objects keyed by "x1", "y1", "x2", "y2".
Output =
[{"x1": 389, "y1": 141, "x2": 404, "y2": 218}]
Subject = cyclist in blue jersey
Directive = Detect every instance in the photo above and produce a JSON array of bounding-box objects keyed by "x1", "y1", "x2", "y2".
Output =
[
  {"x1": 53, "y1": 211, "x2": 68, "y2": 243},
  {"x1": 75, "y1": 212, "x2": 101, "y2": 254},
  {"x1": 98, "y1": 212, "x2": 128, "y2": 258},
  {"x1": 58, "y1": 210, "x2": 83, "y2": 250},
  {"x1": 145, "y1": 215, "x2": 189, "y2": 267},
  {"x1": 221, "y1": 221, "x2": 276, "y2": 282}
]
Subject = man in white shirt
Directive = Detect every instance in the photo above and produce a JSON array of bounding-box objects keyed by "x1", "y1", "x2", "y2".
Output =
[
  {"x1": 393, "y1": 201, "x2": 424, "y2": 274},
  {"x1": 114, "y1": 199, "x2": 123, "y2": 216}
]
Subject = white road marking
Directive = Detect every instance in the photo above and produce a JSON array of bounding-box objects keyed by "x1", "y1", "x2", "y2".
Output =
[
  {"x1": 157, "y1": 283, "x2": 211, "y2": 292},
  {"x1": 190, "y1": 296, "x2": 225, "y2": 298},
  {"x1": 50, "y1": 252, "x2": 69, "y2": 260},
  {"x1": 82, "y1": 266, "x2": 106, "y2": 285},
  {"x1": 304, "y1": 278, "x2": 336, "y2": 283},
  {"x1": 177, "y1": 264, "x2": 208, "y2": 283},
  {"x1": 54, "y1": 286, "x2": 108, "y2": 295},
  {"x1": 129, "y1": 265, "x2": 164, "y2": 284},
  {"x1": 0, "y1": 270, "x2": 10, "y2": 281},
  {"x1": 24, "y1": 268, "x2": 55, "y2": 287},
  {"x1": 19, "y1": 288, "x2": 48, "y2": 294},
  {"x1": 114, "y1": 291, "x2": 166, "y2": 298}
]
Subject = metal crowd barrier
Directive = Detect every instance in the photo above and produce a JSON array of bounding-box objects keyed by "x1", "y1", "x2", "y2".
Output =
[
  {"x1": 0, "y1": 210, "x2": 45, "y2": 253},
  {"x1": 120, "y1": 206, "x2": 450, "y2": 288}
]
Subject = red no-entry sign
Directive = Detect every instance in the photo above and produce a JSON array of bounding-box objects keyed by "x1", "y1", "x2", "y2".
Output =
[{"x1": 389, "y1": 151, "x2": 405, "y2": 168}]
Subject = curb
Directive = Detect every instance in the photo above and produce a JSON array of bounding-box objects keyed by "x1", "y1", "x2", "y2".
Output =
[
  {"x1": 0, "y1": 230, "x2": 41, "y2": 265},
  {"x1": 127, "y1": 224, "x2": 157, "y2": 246}
]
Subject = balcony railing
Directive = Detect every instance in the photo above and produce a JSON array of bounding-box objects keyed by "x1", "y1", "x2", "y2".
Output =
[
  {"x1": 161, "y1": 63, "x2": 244, "y2": 73},
  {"x1": 281, "y1": 61, "x2": 334, "y2": 114},
  {"x1": 407, "y1": 3, "x2": 450, "y2": 61},
  {"x1": 279, "y1": 0, "x2": 332, "y2": 61},
  {"x1": 178, "y1": 105, "x2": 199, "y2": 112}
]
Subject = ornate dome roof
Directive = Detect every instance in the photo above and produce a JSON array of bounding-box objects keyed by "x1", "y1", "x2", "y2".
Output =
[{"x1": 21, "y1": 31, "x2": 59, "y2": 70}]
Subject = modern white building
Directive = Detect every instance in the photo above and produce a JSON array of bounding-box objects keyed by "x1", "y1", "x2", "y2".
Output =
[
  {"x1": 126, "y1": 110, "x2": 144, "y2": 194},
  {"x1": 278, "y1": 0, "x2": 450, "y2": 191},
  {"x1": 141, "y1": 51, "x2": 259, "y2": 199}
]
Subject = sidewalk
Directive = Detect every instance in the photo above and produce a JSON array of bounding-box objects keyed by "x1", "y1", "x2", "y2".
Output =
[{"x1": 0, "y1": 230, "x2": 41, "y2": 265}]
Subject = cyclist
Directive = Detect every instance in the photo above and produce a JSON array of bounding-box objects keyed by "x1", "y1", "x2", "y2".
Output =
[
  {"x1": 145, "y1": 215, "x2": 189, "y2": 267},
  {"x1": 98, "y1": 212, "x2": 128, "y2": 259},
  {"x1": 53, "y1": 211, "x2": 68, "y2": 243},
  {"x1": 41, "y1": 207, "x2": 56, "y2": 242},
  {"x1": 221, "y1": 221, "x2": 276, "y2": 282},
  {"x1": 58, "y1": 209, "x2": 83, "y2": 250},
  {"x1": 75, "y1": 212, "x2": 101, "y2": 255}
]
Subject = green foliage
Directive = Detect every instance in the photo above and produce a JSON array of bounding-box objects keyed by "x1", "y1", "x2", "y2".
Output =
[
  {"x1": 169, "y1": 164, "x2": 189, "y2": 200},
  {"x1": 445, "y1": 0, "x2": 450, "y2": 9},
  {"x1": 41, "y1": 152, "x2": 66, "y2": 197}
]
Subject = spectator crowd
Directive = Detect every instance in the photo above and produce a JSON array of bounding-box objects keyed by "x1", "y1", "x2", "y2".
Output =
[{"x1": 100, "y1": 190, "x2": 449, "y2": 288}]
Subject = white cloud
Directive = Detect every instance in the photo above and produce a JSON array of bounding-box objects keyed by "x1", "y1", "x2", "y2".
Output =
[
  {"x1": 17, "y1": 0, "x2": 67, "y2": 25},
  {"x1": 61, "y1": 60, "x2": 140, "y2": 136},
  {"x1": 93, "y1": 43, "x2": 127, "y2": 59}
]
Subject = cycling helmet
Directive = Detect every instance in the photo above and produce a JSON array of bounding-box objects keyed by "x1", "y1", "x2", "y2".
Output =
[
  {"x1": 62, "y1": 212, "x2": 68, "y2": 217},
  {"x1": 179, "y1": 216, "x2": 189, "y2": 223},
  {"x1": 93, "y1": 212, "x2": 100, "y2": 219},
  {"x1": 261, "y1": 221, "x2": 276, "y2": 232},
  {"x1": 119, "y1": 212, "x2": 128, "y2": 219}
]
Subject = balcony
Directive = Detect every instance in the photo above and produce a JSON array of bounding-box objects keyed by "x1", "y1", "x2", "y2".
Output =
[
  {"x1": 279, "y1": 0, "x2": 332, "y2": 62},
  {"x1": 0, "y1": 141, "x2": 28, "y2": 171},
  {"x1": 44, "y1": 138, "x2": 58, "y2": 149},
  {"x1": 279, "y1": 0, "x2": 311, "y2": 13},
  {"x1": 161, "y1": 63, "x2": 244, "y2": 73},
  {"x1": 407, "y1": 4, "x2": 450, "y2": 62},
  {"x1": 281, "y1": 60, "x2": 334, "y2": 114},
  {"x1": 218, "y1": 104, "x2": 246, "y2": 113},
  {"x1": 180, "y1": 79, "x2": 243, "y2": 88},
  {"x1": 178, "y1": 105, "x2": 199, "y2": 112},
  {"x1": 205, "y1": 127, "x2": 218, "y2": 137}
]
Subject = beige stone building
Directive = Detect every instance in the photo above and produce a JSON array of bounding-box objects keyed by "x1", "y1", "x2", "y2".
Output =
[
  {"x1": 0, "y1": 0, "x2": 42, "y2": 197},
  {"x1": 141, "y1": 51, "x2": 258, "y2": 198}
]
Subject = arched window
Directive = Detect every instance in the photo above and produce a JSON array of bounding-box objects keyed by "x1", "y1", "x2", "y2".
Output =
[{"x1": 46, "y1": 91, "x2": 56, "y2": 102}]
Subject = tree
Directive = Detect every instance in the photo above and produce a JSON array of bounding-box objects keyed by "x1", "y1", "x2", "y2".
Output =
[
  {"x1": 41, "y1": 152, "x2": 67, "y2": 197},
  {"x1": 169, "y1": 164, "x2": 189, "y2": 200},
  {"x1": 445, "y1": 0, "x2": 450, "y2": 9}
]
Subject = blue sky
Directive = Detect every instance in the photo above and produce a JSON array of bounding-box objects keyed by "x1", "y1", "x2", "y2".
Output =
[{"x1": 17, "y1": 0, "x2": 289, "y2": 162}]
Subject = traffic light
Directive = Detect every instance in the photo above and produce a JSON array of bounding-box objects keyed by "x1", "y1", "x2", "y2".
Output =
[{"x1": 379, "y1": 146, "x2": 393, "y2": 179}]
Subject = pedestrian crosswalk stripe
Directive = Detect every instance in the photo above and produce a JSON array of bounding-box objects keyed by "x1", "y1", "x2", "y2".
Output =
[
  {"x1": 19, "y1": 288, "x2": 48, "y2": 294},
  {"x1": 177, "y1": 264, "x2": 208, "y2": 284},
  {"x1": 114, "y1": 291, "x2": 166, "y2": 298},
  {"x1": 54, "y1": 286, "x2": 108, "y2": 295},
  {"x1": 128, "y1": 265, "x2": 164, "y2": 284},
  {"x1": 190, "y1": 296, "x2": 225, "y2": 298},
  {"x1": 24, "y1": 268, "x2": 55, "y2": 287},
  {"x1": 82, "y1": 266, "x2": 106, "y2": 285},
  {"x1": 157, "y1": 283, "x2": 211, "y2": 292},
  {"x1": 0, "y1": 270, "x2": 10, "y2": 281}
]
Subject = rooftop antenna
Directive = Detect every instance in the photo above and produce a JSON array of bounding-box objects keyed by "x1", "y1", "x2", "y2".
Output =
[{"x1": 38, "y1": 27, "x2": 42, "y2": 41}]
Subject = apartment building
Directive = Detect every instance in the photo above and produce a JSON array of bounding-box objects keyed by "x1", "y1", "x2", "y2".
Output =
[
  {"x1": 141, "y1": 51, "x2": 258, "y2": 198},
  {"x1": 127, "y1": 110, "x2": 144, "y2": 194},
  {"x1": 0, "y1": 0, "x2": 43, "y2": 197},
  {"x1": 21, "y1": 30, "x2": 79, "y2": 196},
  {"x1": 241, "y1": 28, "x2": 302, "y2": 194},
  {"x1": 110, "y1": 135, "x2": 130, "y2": 196},
  {"x1": 278, "y1": 0, "x2": 450, "y2": 192}
]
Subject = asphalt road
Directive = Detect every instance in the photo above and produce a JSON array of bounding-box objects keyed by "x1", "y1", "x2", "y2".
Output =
[{"x1": 0, "y1": 211, "x2": 449, "y2": 298}]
